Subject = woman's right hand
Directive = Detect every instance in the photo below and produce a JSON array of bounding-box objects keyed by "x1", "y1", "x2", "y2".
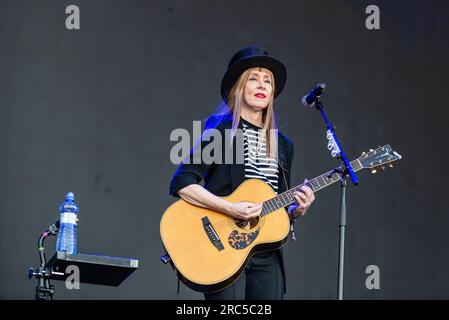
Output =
[{"x1": 226, "y1": 201, "x2": 262, "y2": 220}]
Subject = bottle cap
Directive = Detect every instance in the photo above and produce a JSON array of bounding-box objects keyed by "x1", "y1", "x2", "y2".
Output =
[{"x1": 66, "y1": 192, "x2": 75, "y2": 201}]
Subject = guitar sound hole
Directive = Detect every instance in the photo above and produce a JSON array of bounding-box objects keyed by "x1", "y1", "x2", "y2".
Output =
[{"x1": 234, "y1": 217, "x2": 259, "y2": 230}]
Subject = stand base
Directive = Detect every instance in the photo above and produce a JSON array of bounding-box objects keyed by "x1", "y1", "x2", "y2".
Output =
[{"x1": 35, "y1": 284, "x2": 54, "y2": 300}]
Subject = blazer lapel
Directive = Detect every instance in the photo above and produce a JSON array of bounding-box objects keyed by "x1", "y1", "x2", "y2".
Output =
[
  {"x1": 229, "y1": 120, "x2": 245, "y2": 192},
  {"x1": 277, "y1": 134, "x2": 289, "y2": 194}
]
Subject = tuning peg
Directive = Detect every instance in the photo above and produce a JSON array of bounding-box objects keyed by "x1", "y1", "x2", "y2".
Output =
[
  {"x1": 389, "y1": 163, "x2": 394, "y2": 168},
  {"x1": 371, "y1": 169, "x2": 377, "y2": 174},
  {"x1": 381, "y1": 166, "x2": 386, "y2": 171},
  {"x1": 369, "y1": 149, "x2": 374, "y2": 152},
  {"x1": 361, "y1": 152, "x2": 366, "y2": 156}
]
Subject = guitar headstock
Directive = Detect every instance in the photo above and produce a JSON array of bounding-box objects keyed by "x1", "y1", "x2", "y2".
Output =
[{"x1": 358, "y1": 145, "x2": 402, "y2": 173}]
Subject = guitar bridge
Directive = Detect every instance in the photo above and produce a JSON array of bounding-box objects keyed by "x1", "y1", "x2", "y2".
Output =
[{"x1": 202, "y1": 217, "x2": 224, "y2": 251}]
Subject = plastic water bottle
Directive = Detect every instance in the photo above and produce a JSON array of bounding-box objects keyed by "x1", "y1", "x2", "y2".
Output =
[{"x1": 55, "y1": 192, "x2": 79, "y2": 255}]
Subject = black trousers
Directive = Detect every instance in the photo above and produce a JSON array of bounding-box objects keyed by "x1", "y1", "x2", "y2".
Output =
[{"x1": 204, "y1": 250, "x2": 285, "y2": 300}]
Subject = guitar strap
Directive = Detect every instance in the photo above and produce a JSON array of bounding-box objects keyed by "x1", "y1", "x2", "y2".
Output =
[
  {"x1": 177, "y1": 277, "x2": 180, "y2": 300},
  {"x1": 174, "y1": 264, "x2": 180, "y2": 300}
]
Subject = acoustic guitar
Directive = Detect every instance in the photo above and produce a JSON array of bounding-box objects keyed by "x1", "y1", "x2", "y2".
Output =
[{"x1": 160, "y1": 145, "x2": 402, "y2": 293}]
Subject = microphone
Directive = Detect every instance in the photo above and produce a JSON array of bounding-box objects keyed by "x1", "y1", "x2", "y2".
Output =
[
  {"x1": 302, "y1": 83, "x2": 326, "y2": 108},
  {"x1": 48, "y1": 220, "x2": 60, "y2": 235}
]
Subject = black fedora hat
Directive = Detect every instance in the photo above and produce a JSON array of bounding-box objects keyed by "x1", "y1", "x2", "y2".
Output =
[{"x1": 221, "y1": 46, "x2": 287, "y2": 101}]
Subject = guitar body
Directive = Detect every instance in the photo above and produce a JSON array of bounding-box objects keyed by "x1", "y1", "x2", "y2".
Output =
[{"x1": 160, "y1": 179, "x2": 291, "y2": 293}]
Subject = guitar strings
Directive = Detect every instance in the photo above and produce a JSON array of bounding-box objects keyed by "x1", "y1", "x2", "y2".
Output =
[
  {"x1": 205, "y1": 175, "x2": 335, "y2": 231},
  {"x1": 206, "y1": 185, "x2": 307, "y2": 230},
  {"x1": 190, "y1": 155, "x2": 388, "y2": 233},
  {"x1": 203, "y1": 165, "x2": 358, "y2": 231},
  {"x1": 207, "y1": 204, "x2": 283, "y2": 231}
]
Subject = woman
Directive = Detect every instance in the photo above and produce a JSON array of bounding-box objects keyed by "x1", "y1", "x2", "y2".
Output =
[{"x1": 169, "y1": 46, "x2": 315, "y2": 300}]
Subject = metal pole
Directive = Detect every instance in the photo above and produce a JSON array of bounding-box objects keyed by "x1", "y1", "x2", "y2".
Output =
[{"x1": 337, "y1": 177, "x2": 347, "y2": 300}]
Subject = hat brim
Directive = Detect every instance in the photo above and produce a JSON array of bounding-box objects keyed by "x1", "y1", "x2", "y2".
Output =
[{"x1": 221, "y1": 55, "x2": 287, "y2": 101}]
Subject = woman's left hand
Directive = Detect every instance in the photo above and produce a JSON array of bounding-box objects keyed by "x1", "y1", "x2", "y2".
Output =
[{"x1": 291, "y1": 179, "x2": 315, "y2": 218}]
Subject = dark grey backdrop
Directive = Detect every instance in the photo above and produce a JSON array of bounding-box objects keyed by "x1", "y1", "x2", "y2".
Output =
[{"x1": 1, "y1": 0, "x2": 448, "y2": 299}]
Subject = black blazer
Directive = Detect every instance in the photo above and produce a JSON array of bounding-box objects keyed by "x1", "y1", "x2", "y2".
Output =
[
  {"x1": 168, "y1": 114, "x2": 294, "y2": 293},
  {"x1": 170, "y1": 114, "x2": 294, "y2": 197}
]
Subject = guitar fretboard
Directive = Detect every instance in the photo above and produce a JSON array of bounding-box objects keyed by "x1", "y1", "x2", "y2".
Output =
[{"x1": 261, "y1": 159, "x2": 362, "y2": 216}]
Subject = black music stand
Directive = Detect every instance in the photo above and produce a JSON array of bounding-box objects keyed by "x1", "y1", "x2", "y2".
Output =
[
  {"x1": 28, "y1": 221, "x2": 139, "y2": 299},
  {"x1": 46, "y1": 252, "x2": 139, "y2": 287}
]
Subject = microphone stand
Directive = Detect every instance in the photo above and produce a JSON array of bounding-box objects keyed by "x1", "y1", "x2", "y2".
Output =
[
  {"x1": 314, "y1": 99, "x2": 358, "y2": 300},
  {"x1": 28, "y1": 221, "x2": 59, "y2": 300}
]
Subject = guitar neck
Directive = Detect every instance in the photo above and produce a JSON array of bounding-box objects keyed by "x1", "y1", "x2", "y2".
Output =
[{"x1": 261, "y1": 159, "x2": 363, "y2": 216}]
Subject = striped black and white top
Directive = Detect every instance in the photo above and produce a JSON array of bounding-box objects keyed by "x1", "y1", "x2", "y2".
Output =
[{"x1": 241, "y1": 119, "x2": 279, "y2": 193}]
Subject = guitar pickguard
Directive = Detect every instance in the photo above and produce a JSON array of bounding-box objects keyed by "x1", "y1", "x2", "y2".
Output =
[{"x1": 228, "y1": 228, "x2": 260, "y2": 250}]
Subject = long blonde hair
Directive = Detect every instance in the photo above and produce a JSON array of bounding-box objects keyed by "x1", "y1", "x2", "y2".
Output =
[{"x1": 225, "y1": 67, "x2": 277, "y2": 158}]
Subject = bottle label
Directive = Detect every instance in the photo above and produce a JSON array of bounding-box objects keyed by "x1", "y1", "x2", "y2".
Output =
[{"x1": 61, "y1": 212, "x2": 78, "y2": 225}]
